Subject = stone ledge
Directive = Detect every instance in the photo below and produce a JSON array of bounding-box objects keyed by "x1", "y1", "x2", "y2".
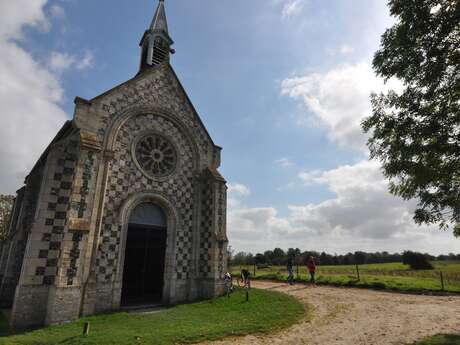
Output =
[
  {"x1": 68, "y1": 219, "x2": 91, "y2": 232},
  {"x1": 80, "y1": 130, "x2": 102, "y2": 152}
]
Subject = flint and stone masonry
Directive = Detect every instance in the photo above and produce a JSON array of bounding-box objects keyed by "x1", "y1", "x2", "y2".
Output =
[{"x1": 0, "y1": 0, "x2": 228, "y2": 328}]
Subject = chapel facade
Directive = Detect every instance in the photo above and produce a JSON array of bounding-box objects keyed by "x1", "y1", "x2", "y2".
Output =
[{"x1": 0, "y1": 0, "x2": 228, "y2": 328}]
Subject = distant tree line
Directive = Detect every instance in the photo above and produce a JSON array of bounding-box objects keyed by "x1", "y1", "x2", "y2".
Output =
[{"x1": 229, "y1": 248, "x2": 460, "y2": 267}]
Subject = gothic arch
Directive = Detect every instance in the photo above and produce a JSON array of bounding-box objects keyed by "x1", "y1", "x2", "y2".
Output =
[{"x1": 115, "y1": 191, "x2": 179, "y2": 305}]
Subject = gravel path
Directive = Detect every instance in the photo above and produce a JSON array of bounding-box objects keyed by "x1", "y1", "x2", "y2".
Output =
[{"x1": 201, "y1": 281, "x2": 460, "y2": 345}]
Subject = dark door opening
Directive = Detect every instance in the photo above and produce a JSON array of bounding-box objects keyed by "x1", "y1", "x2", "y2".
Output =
[{"x1": 121, "y1": 203, "x2": 167, "y2": 306}]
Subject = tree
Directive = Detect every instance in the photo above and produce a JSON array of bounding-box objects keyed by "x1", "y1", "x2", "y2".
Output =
[
  {"x1": 402, "y1": 251, "x2": 434, "y2": 270},
  {"x1": 231, "y1": 252, "x2": 253, "y2": 266},
  {"x1": 272, "y1": 248, "x2": 286, "y2": 265},
  {"x1": 354, "y1": 251, "x2": 368, "y2": 265},
  {"x1": 0, "y1": 195, "x2": 14, "y2": 242},
  {"x1": 263, "y1": 250, "x2": 274, "y2": 264},
  {"x1": 254, "y1": 253, "x2": 266, "y2": 265},
  {"x1": 361, "y1": 0, "x2": 460, "y2": 236}
]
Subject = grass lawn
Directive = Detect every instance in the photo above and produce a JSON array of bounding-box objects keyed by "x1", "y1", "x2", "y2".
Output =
[
  {"x1": 0, "y1": 288, "x2": 306, "y2": 345},
  {"x1": 231, "y1": 261, "x2": 460, "y2": 293},
  {"x1": 410, "y1": 334, "x2": 460, "y2": 345}
]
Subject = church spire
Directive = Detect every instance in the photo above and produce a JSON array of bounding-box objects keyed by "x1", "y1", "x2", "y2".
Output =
[
  {"x1": 139, "y1": 0, "x2": 174, "y2": 71},
  {"x1": 150, "y1": 0, "x2": 169, "y2": 33}
]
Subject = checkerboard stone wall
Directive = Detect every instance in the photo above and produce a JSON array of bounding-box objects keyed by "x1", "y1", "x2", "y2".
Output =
[
  {"x1": 93, "y1": 65, "x2": 214, "y2": 169},
  {"x1": 61, "y1": 149, "x2": 99, "y2": 287},
  {"x1": 15, "y1": 132, "x2": 101, "y2": 289},
  {"x1": 22, "y1": 135, "x2": 79, "y2": 287},
  {"x1": 199, "y1": 179, "x2": 214, "y2": 278},
  {"x1": 95, "y1": 113, "x2": 196, "y2": 283}
]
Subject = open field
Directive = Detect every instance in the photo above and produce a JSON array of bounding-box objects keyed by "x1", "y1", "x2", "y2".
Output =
[
  {"x1": 230, "y1": 261, "x2": 460, "y2": 293},
  {"x1": 0, "y1": 289, "x2": 305, "y2": 345},
  {"x1": 202, "y1": 281, "x2": 460, "y2": 345}
]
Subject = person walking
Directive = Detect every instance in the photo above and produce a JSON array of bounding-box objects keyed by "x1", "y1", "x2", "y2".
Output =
[
  {"x1": 240, "y1": 268, "x2": 251, "y2": 288},
  {"x1": 307, "y1": 256, "x2": 316, "y2": 284},
  {"x1": 287, "y1": 255, "x2": 294, "y2": 285}
]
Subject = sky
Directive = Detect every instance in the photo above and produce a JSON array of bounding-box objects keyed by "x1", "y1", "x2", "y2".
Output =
[{"x1": 0, "y1": 0, "x2": 458, "y2": 255}]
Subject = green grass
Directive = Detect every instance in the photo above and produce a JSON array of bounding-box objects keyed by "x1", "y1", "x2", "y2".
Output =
[
  {"x1": 231, "y1": 261, "x2": 460, "y2": 293},
  {"x1": 0, "y1": 288, "x2": 306, "y2": 345},
  {"x1": 410, "y1": 334, "x2": 460, "y2": 345}
]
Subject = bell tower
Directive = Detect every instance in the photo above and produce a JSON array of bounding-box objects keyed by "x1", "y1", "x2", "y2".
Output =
[{"x1": 139, "y1": 0, "x2": 175, "y2": 70}]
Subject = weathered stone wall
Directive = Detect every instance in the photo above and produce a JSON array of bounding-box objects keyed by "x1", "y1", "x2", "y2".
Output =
[
  {"x1": 73, "y1": 64, "x2": 227, "y2": 310},
  {"x1": 75, "y1": 64, "x2": 217, "y2": 169},
  {"x1": 10, "y1": 131, "x2": 82, "y2": 327},
  {"x1": 93, "y1": 113, "x2": 197, "y2": 309},
  {"x1": 9, "y1": 63, "x2": 228, "y2": 328},
  {"x1": 0, "y1": 165, "x2": 44, "y2": 308},
  {"x1": 198, "y1": 170, "x2": 228, "y2": 298}
]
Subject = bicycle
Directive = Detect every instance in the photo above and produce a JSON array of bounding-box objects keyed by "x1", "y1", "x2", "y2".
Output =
[{"x1": 224, "y1": 272, "x2": 234, "y2": 296}]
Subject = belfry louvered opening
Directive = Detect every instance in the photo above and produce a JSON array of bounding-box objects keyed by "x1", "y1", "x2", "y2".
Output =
[{"x1": 152, "y1": 39, "x2": 169, "y2": 65}]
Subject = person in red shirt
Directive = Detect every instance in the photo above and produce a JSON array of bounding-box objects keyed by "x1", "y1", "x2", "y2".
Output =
[{"x1": 307, "y1": 256, "x2": 316, "y2": 284}]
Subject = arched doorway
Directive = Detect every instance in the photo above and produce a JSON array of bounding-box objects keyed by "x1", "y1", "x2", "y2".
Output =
[{"x1": 121, "y1": 203, "x2": 167, "y2": 306}]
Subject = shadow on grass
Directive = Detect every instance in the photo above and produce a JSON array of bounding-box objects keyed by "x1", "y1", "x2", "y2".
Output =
[
  {"x1": 0, "y1": 312, "x2": 46, "y2": 338},
  {"x1": 0, "y1": 312, "x2": 16, "y2": 337}
]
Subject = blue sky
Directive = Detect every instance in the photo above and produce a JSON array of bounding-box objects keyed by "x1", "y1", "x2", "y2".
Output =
[{"x1": 0, "y1": 0, "x2": 458, "y2": 255}]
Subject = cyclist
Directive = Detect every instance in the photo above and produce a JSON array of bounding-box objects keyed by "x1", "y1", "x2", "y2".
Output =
[{"x1": 240, "y1": 268, "x2": 251, "y2": 288}]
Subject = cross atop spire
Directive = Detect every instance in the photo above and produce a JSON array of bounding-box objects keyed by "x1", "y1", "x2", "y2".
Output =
[{"x1": 139, "y1": 0, "x2": 174, "y2": 71}]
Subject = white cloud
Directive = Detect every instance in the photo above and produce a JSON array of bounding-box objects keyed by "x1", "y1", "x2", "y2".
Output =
[
  {"x1": 281, "y1": 0, "x2": 306, "y2": 19},
  {"x1": 291, "y1": 160, "x2": 405, "y2": 239},
  {"x1": 275, "y1": 157, "x2": 293, "y2": 168},
  {"x1": 0, "y1": 0, "x2": 68, "y2": 193},
  {"x1": 49, "y1": 50, "x2": 94, "y2": 73},
  {"x1": 0, "y1": 0, "x2": 49, "y2": 40},
  {"x1": 77, "y1": 50, "x2": 94, "y2": 70},
  {"x1": 339, "y1": 44, "x2": 354, "y2": 55},
  {"x1": 50, "y1": 5, "x2": 65, "y2": 19},
  {"x1": 298, "y1": 169, "x2": 323, "y2": 185},
  {"x1": 327, "y1": 44, "x2": 355, "y2": 56},
  {"x1": 281, "y1": 61, "x2": 401, "y2": 151},
  {"x1": 228, "y1": 183, "x2": 251, "y2": 197},
  {"x1": 227, "y1": 183, "x2": 251, "y2": 209},
  {"x1": 228, "y1": 162, "x2": 458, "y2": 255}
]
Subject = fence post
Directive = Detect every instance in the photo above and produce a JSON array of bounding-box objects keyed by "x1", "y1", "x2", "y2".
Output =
[
  {"x1": 440, "y1": 271, "x2": 445, "y2": 291},
  {"x1": 83, "y1": 322, "x2": 90, "y2": 336},
  {"x1": 246, "y1": 290, "x2": 249, "y2": 302},
  {"x1": 355, "y1": 264, "x2": 360, "y2": 281},
  {"x1": 296, "y1": 264, "x2": 299, "y2": 280},
  {"x1": 253, "y1": 263, "x2": 256, "y2": 277}
]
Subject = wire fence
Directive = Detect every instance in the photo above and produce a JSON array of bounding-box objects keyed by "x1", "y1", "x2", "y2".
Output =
[{"x1": 230, "y1": 264, "x2": 460, "y2": 292}]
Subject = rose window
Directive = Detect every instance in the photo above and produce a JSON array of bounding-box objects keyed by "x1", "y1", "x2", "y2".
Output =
[{"x1": 134, "y1": 134, "x2": 177, "y2": 178}]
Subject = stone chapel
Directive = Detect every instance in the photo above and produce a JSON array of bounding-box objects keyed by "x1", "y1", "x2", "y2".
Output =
[{"x1": 0, "y1": 0, "x2": 228, "y2": 328}]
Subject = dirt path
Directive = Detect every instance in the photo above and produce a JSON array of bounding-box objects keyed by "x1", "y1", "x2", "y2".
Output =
[{"x1": 202, "y1": 281, "x2": 460, "y2": 345}]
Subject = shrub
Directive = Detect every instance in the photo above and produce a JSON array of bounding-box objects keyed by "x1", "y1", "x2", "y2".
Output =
[{"x1": 402, "y1": 251, "x2": 434, "y2": 270}]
